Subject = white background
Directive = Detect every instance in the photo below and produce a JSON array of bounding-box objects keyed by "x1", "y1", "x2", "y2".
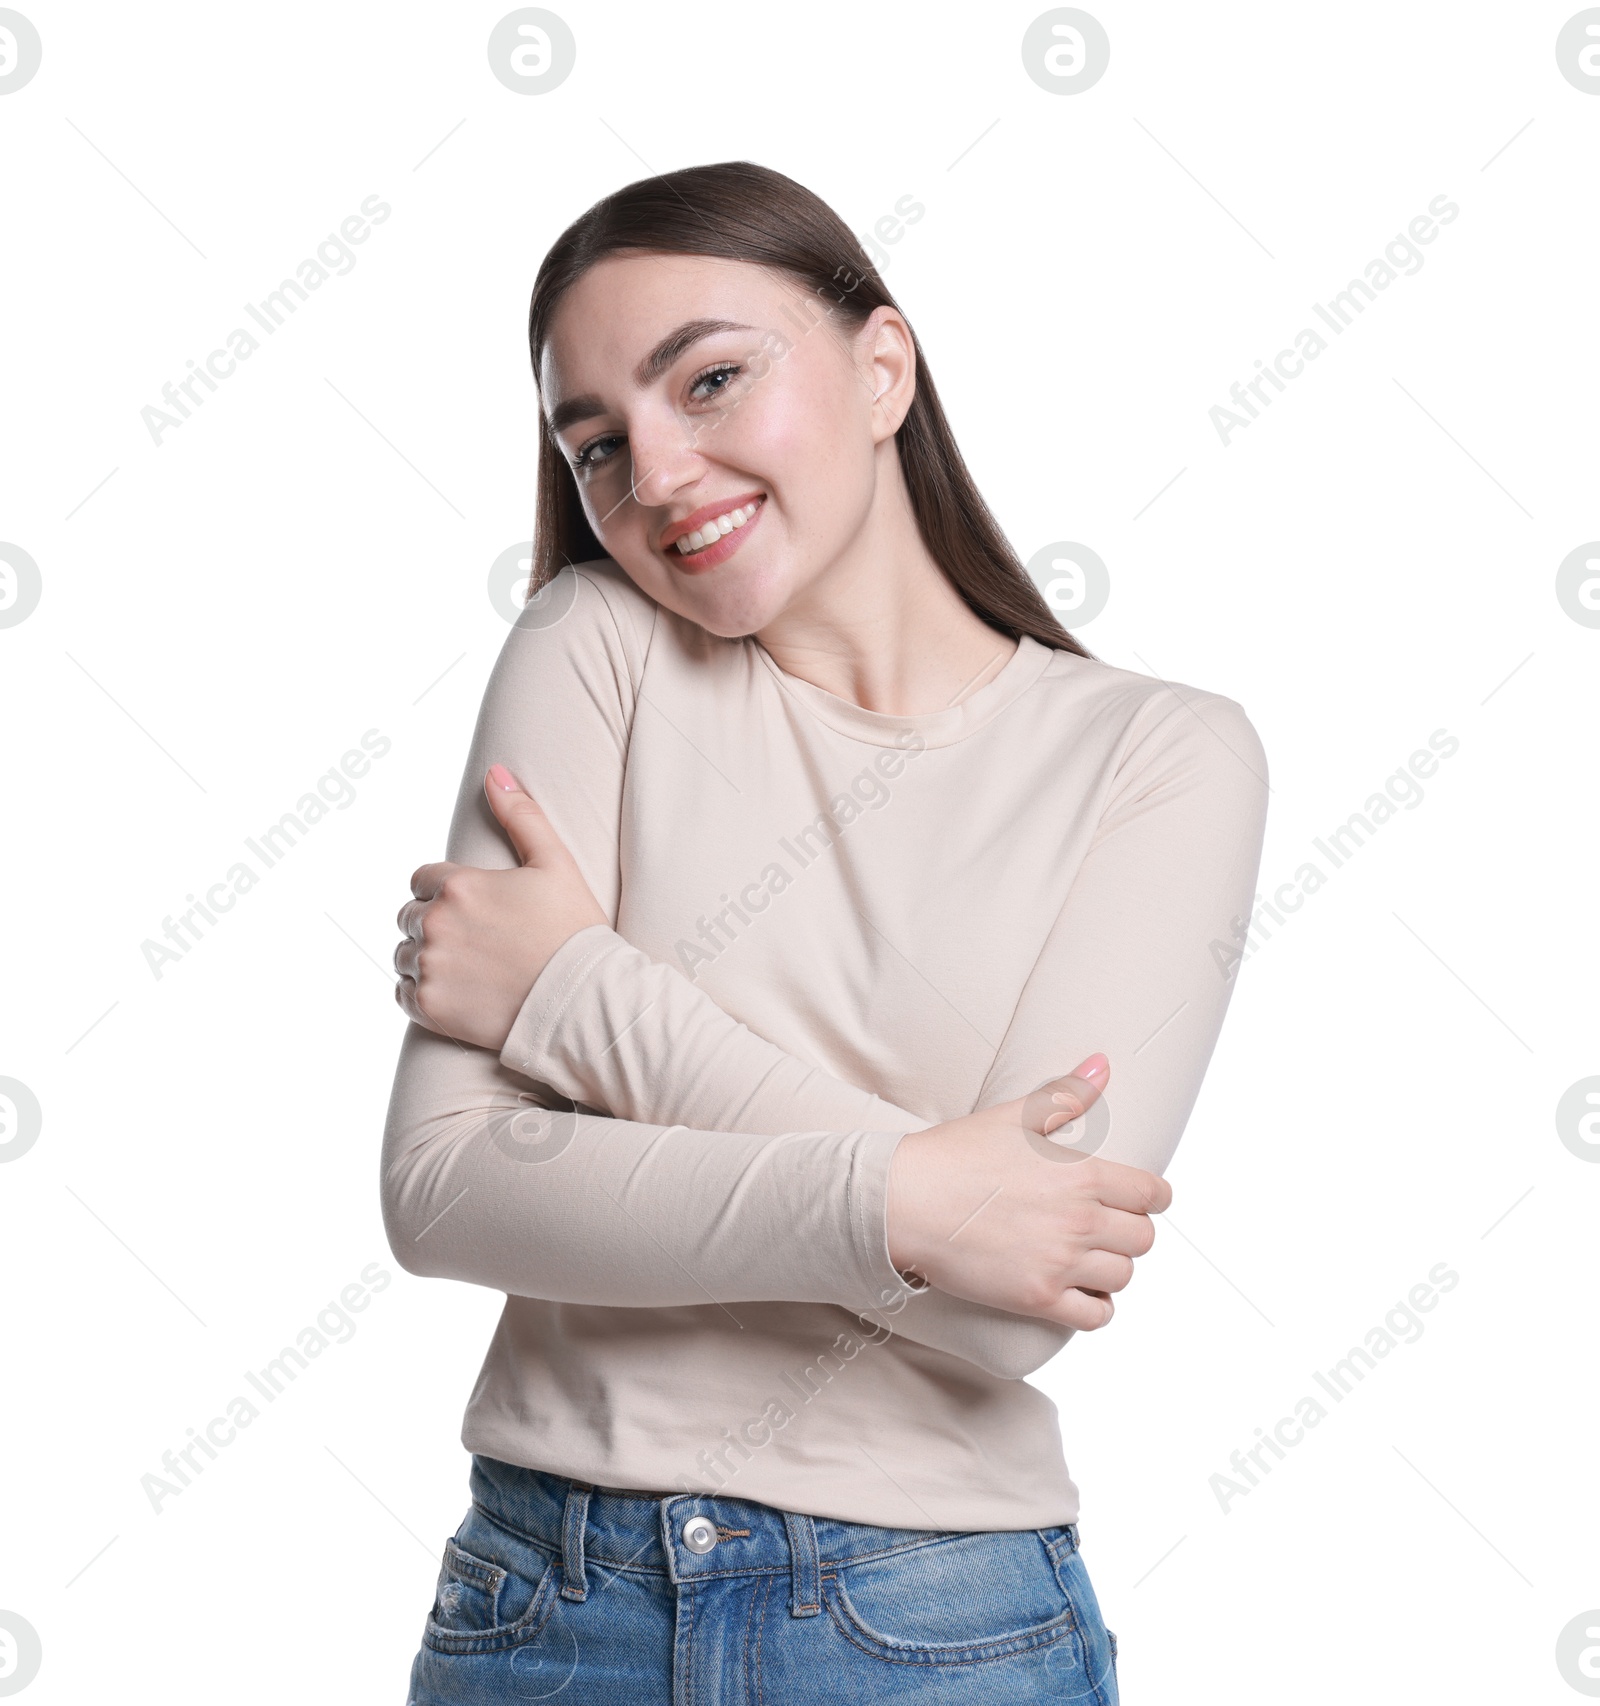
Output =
[{"x1": 2, "y1": 2, "x2": 1597, "y2": 1701}]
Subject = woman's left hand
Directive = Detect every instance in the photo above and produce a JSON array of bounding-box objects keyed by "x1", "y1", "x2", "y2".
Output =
[{"x1": 393, "y1": 763, "x2": 608, "y2": 1051}]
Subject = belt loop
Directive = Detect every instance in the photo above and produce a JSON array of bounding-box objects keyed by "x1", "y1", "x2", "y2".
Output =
[
  {"x1": 782, "y1": 1510, "x2": 820, "y2": 1617},
  {"x1": 560, "y1": 1480, "x2": 592, "y2": 1601}
]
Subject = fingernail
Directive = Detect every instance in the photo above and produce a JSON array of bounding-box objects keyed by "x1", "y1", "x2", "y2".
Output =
[
  {"x1": 488, "y1": 763, "x2": 516, "y2": 792},
  {"x1": 1074, "y1": 1054, "x2": 1109, "y2": 1086}
]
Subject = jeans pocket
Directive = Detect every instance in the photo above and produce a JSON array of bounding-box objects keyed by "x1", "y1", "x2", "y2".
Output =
[
  {"x1": 422, "y1": 1513, "x2": 560, "y2": 1655},
  {"x1": 1043, "y1": 1543, "x2": 1119, "y2": 1703},
  {"x1": 825, "y1": 1532, "x2": 1081, "y2": 1665}
]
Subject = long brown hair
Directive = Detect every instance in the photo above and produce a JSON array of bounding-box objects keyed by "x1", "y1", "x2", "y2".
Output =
[{"x1": 526, "y1": 160, "x2": 1092, "y2": 658}]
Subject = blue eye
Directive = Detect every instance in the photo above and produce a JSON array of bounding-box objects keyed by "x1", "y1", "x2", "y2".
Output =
[
  {"x1": 572, "y1": 435, "x2": 622, "y2": 474},
  {"x1": 689, "y1": 362, "x2": 742, "y2": 401}
]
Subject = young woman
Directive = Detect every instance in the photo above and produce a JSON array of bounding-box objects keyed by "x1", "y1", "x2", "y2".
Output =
[{"x1": 382, "y1": 159, "x2": 1268, "y2": 1705}]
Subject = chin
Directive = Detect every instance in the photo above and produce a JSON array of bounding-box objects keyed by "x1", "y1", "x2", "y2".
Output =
[{"x1": 667, "y1": 563, "x2": 795, "y2": 640}]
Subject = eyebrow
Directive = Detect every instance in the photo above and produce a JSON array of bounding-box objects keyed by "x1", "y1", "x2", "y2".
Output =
[{"x1": 545, "y1": 318, "x2": 756, "y2": 437}]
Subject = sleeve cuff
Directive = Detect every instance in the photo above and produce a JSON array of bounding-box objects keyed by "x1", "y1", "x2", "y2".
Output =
[
  {"x1": 498, "y1": 922, "x2": 621, "y2": 1082},
  {"x1": 848, "y1": 1128, "x2": 915, "y2": 1314}
]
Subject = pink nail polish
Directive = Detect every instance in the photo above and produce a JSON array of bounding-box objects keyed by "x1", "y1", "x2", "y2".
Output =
[
  {"x1": 1074, "y1": 1054, "x2": 1109, "y2": 1086},
  {"x1": 488, "y1": 763, "x2": 515, "y2": 791}
]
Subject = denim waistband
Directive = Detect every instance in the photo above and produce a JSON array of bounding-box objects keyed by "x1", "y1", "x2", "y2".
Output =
[{"x1": 467, "y1": 1455, "x2": 1077, "y2": 1620}]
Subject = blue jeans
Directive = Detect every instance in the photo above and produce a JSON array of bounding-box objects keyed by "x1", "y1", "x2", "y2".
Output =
[{"x1": 406, "y1": 1455, "x2": 1119, "y2": 1703}]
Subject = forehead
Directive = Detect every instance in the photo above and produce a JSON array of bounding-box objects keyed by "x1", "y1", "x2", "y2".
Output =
[{"x1": 539, "y1": 252, "x2": 809, "y2": 395}]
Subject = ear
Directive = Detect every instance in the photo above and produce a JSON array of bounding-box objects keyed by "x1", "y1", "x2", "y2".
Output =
[{"x1": 858, "y1": 306, "x2": 917, "y2": 441}]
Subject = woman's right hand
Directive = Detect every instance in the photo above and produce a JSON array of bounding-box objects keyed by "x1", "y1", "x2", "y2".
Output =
[{"x1": 884, "y1": 1055, "x2": 1171, "y2": 1331}]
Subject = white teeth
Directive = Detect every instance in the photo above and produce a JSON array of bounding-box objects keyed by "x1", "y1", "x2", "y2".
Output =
[{"x1": 674, "y1": 501, "x2": 760, "y2": 554}]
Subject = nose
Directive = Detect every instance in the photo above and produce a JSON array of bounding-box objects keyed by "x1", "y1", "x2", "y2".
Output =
[{"x1": 626, "y1": 403, "x2": 709, "y2": 513}]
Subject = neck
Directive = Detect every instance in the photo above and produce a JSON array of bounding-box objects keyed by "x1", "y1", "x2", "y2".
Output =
[{"x1": 754, "y1": 447, "x2": 1018, "y2": 716}]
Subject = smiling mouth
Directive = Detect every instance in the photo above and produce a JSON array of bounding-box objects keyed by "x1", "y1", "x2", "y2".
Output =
[{"x1": 665, "y1": 494, "x2": 766, "y2": 560}]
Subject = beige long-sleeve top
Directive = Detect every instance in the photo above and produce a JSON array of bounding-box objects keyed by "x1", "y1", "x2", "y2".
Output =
[{"x1": 381, "y1": 558, "x2": 1269, "y2": 1531}]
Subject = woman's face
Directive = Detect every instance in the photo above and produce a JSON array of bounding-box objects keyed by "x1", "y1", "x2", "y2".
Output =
[{"x1": 539, "y1": 251, "x2": 903, "y2": 639}]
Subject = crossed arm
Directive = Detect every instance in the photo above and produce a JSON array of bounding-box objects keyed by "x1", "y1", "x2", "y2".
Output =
[{"x1": 382, "y1": 569, "x2": 1270, "y2": 1379}]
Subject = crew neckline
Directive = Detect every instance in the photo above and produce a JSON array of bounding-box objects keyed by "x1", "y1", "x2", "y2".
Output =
[{"x1": 750, "y1": 632, "x2": 1057, "y2": 749}]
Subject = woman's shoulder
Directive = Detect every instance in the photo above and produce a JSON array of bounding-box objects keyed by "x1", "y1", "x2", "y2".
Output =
[
  {"x1": 1032, "y1": 643, "x2": 1266, "y2": 783},
  {"x1": 493, "y1": 556, "x2": 663, "y2": 692},
  {"x1": 476, "y1": 557, "x2": 663, "y2": 731},
  {"x1": 523, "y1": 555, "x2": 660, "y2": 649}
]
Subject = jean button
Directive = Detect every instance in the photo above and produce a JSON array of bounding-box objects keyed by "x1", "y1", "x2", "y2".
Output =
[{"x1": 682, "y1": 1515, "x2": 718, "y2": 1554}]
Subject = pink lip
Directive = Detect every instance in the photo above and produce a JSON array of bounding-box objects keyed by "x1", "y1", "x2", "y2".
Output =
[
  {"x1": 660, "y1": 490, "x2": 766, "y2": 549},
  {"x1": 661, "y1": 493, "x2": 766, "y2": 574}
]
